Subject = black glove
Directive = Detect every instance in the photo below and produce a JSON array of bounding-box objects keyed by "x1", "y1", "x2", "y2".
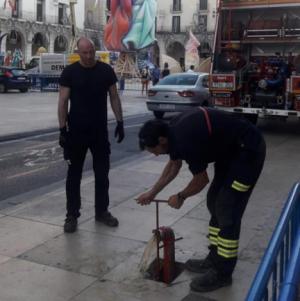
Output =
[
  {"x1": 59, "y1": 126, "x2": 68, "y2": 148},
  {"x1": 114, "y1": 121, "x2": 124, "y2": 143}
]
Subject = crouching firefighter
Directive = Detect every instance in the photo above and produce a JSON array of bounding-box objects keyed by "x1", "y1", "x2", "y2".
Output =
[{"x1": 136, "y1": 107, "x2": 266, "y2": 292}]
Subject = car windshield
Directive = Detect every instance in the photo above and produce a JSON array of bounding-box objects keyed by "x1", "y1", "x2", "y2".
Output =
[
  {"x1": 11, "y1": 69, "x2": 26, "y2": 76},
  {"x1": 159, "y1": 74, "x2": 198, "y2": 86}
]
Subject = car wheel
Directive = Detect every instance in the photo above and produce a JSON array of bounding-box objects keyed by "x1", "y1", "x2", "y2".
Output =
[
  {"x1": 153, "y1": 111, "x2": 165, "y2": 119},
  {"x1": 0, "y1": 83, "x2": 6, "y2": 93},
  {"x1": 19, "y1": 88, "x2": 28, "y2": 93}
]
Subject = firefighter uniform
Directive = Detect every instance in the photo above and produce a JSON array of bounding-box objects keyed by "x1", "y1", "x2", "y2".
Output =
[{"x1": 167, "y1": 108, "x2": 266, "y2": 283}]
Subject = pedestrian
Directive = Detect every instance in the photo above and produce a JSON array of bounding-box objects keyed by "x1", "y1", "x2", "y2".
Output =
[
  {"x1": 151, "y1": 64, "x2": 160, "y2": 86},
  {"x1": 186, "y1": 65, "x2": 195, "y2": 73},
  {"x1": 136, "y1": 107, "x2": 266, "y2": 292},
  {"x1": 118, "y1": 75, "x2": 125, "y2": 95},
  {"x1": 161, "y1": 62, "x2": 170, "y2": 78},
  {"x1": 58, "y1": 37, "x2": 125, "y2": 233},
  {"x1": 140, "y1": 65, "x2": 151, "y2": 95}
]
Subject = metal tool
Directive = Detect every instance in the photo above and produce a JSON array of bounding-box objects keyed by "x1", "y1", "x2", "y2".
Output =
[{"x1": 150, "y1": 199, "x2": 183, "y2": 283}]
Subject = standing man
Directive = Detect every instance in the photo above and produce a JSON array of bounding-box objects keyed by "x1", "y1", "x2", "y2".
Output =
[
  {"x1": 151, "y1": 64, "x2": 161, "y2": 86},
  {"x1": 58, "y1": 37, "x2": 124, "y2": 233},
  {"x1": 161, "y1": 62, "x2": 170, "y2": 78},
  {"x1": 186, "y1": 65, "x2": 195, "y2": 73},
  {"x1": 136, "y1": 108, "x2": 265, "y2": 292}
]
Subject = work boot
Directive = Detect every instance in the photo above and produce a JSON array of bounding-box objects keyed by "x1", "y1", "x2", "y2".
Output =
[
  {"x1": 64, "y1": 216, "x2": 78, "y2": 233},
  {"x1": 190, "y1": 268, "x2": 232, "y2": 292},
  {"x1": 95, "y1": 211, "x2": 119, "y2": 227},
  {"x1": 185, "y1": 256, "x2": 214, "y2": 274}
]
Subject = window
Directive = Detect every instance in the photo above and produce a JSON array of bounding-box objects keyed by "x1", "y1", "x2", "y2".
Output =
[
  {"x1": 202, "y1": 76, "x2": 209, "y2": 88},
  {"x1": 172, "y1": 16, "x2": 180, "y2": 33},
  {"x1": 159, "y1": 74, "x2": 198, "y2": 86},
  {"x1": 199, "y1": 0, "x2": 208, "y2": 11},
  {"x1": 106, "y1": 0, "x2": 111, "y2": 11},
  {"x1": 12, "y1": 0, "x2": 19, "y2": 18},
  {"x1": 198, "y1": 15, "x2": 207, "y2": 32},
  {"x1": 58, "y1": 3, "x2": 66, "y2": 25},
  {"x1": 173, "y1": 0, "x2": 181, "y2": 11},
  {"x1": 37, "y1": 0, "x2": 44, "y2": 22}
]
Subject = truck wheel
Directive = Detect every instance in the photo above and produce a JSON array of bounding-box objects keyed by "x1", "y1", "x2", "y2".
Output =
[
  {"x1": 243, "y1": 113, "x2": 258, "y2": 125},
  {"x1": 0, "y1": 83, "x2": 6, "y2": 93},
  {"x1": 153, "y1": 111, "x2": 165, "y2": 119},
  {"x1": 19, "y1": 88, "x2": 28, "y2": 93}
]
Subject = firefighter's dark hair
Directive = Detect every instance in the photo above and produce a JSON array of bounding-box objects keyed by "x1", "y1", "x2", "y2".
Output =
[{"x1": 138, "y1": 119, "x2": 169, "y2": 150}]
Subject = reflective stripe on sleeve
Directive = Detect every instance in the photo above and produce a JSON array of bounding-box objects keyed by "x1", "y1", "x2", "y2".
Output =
[{"x1": 231, "y1": 180, "x2": 251, "y2": 192}]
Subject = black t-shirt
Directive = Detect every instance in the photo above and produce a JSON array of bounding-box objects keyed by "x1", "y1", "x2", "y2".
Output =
[
  {"x1": 59, "y1": 61, "x2": 117, "y2": 133},
  {"x1": 168, "y1": 108, "x2": 263, "y2": 175}
]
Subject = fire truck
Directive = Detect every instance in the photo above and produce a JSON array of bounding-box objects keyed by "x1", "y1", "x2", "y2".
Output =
[{"x1": 210, "y1": 0, "x2": 300, "y2": 123}]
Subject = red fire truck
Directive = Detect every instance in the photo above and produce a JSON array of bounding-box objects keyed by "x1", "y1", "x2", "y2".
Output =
[{"x1": 210, "y1": 0, "x2": 300, "y2": 123}]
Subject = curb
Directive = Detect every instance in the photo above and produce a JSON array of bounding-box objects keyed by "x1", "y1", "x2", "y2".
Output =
[
  {"x1": 0, "y1": 113, "x2": 151, "y2": 143},
  {"x1": 0, "y1": 127, "x2": 59, "y2": 143}
]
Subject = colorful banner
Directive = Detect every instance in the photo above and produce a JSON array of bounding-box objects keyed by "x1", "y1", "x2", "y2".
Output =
[
  {"x1": 222, "y1": 0, "x2": 300, "y2": 7},
  {"x1": 104, "y1": 0, "x2": 157, "y2": 51},
  {"x1": 185, "y1": 30, "x2": 200, "y2": 70}
]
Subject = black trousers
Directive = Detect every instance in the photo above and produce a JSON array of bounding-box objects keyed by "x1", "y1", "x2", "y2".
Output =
[
  {"x1": 206, "y1": 140, "x2": 266, "y2": 277},
  {"x1": 65, "y1": 133, "x2": 110, "y2": 218}
]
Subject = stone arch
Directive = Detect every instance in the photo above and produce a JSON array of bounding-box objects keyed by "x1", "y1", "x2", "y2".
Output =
[
  {"x1": 32, "y1": 32, "x2": 48, "y2": 56},
  {"x1": 5, "y1": 30, "x2": 25, "y2": 67},
  {"x1": 166, "y1": 41, "x2": 185, "y2": 70},
  {"x1": 54, "y1": 35, "x2": 68, "y2": 53}
]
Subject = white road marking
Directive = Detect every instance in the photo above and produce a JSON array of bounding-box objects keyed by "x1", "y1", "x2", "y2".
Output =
[{"x1": 6, "y1": 166, "x2": 48, "y2": 180}]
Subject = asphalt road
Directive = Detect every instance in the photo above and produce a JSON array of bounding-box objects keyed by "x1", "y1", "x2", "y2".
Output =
[
  {"x1": 0, "y1": 114, "x2": 152, "y2": 202},
  {"x1": 1, "y1": 113, "x2": 300, "y2": 204}
]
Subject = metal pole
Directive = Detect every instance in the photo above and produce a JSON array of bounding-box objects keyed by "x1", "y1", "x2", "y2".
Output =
[{"x1": 155, "y1": 200, "x2": 160, "y2": 280}]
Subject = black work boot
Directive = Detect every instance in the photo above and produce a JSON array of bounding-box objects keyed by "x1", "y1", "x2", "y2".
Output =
[
  {"x1": 64, "y1": 216, "x2": 78, "y2": 233},
  {"x1": 190, "y1": 268, "x2": 232, "y2": 292},
  {"x1": 185, "y1": 256, "x2": 214, "y2": 274},
  {"x1": 95, "y1": 211, "x2": 119, "y2": 227}
]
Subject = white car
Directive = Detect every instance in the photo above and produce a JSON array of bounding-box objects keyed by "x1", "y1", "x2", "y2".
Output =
[{"x1": 146, "y1": 72, "x2": 211, "y2": 118}]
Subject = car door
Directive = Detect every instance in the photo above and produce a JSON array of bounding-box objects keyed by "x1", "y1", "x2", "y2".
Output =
[{"x1": 200, "y1": 75, "x2": 210, "y2": 101}]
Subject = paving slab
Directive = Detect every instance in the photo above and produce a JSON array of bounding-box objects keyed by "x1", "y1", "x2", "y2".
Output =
[
  {"x1": 0, "y1": 258, "x2": 96, "y2": 301},
  {"x1": 19, "y1": 230, "x2": 144, "y2": 278},
  {"x1": 80, "y1": 206, "x2": 182, "y2": 242},
  {"x1": 1, "y1": 192, "x2": 94, "y2": 226},
  {"x1": 0, "y1": 216, "x2": 61, "y2": 257},
  {"x1": 0, "y1": 254, "x2": 11, "y2": 264},
  {"x1": 70, "y1": 277, "x2": 190, "y2": 301}
]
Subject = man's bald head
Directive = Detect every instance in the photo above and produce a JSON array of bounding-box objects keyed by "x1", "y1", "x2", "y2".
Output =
[
  {"x1": 77, "y1": 37, "x2": 95, "y2": 51},
  {"x1": 76, "y1": 37, "x2": 96, "y2": 68}
]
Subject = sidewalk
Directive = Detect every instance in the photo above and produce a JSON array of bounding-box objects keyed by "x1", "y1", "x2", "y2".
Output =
[
  {"x1": 0, "y1": 89, "x2": 148, "y2": 141},
  {"x1": 0, "y1": 91, "x2": 299, "y2": 300}
]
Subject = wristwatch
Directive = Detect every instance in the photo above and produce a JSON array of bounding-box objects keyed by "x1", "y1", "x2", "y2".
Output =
[{"x1": 177, "y1": 192, "x2": 186, "y2": 203}]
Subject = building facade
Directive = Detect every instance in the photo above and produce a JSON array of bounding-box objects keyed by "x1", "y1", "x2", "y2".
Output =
[
  {"x1": 104, "y1": 0, "x2": 217, "y2": 69},
  {"x1": 0, "y1": 0, "x2": 104, "y2": 65},
  {"x1": 155, "y1": 0, "x2": 217, "y2": 68}
]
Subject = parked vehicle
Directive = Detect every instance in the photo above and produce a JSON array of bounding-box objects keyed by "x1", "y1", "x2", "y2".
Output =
[
  {"x1": 0, "y1": 67, "x2": 31, "y2": 93},
  {"x1": 146, "y1": 72, "x2": 211, "y2": 118},
  {"x1": 26, "y1": 56, "x2": 40, "y2": 70},
  {"x1": 210, "y1": 0, "x2": 300, "y2": 124}
]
